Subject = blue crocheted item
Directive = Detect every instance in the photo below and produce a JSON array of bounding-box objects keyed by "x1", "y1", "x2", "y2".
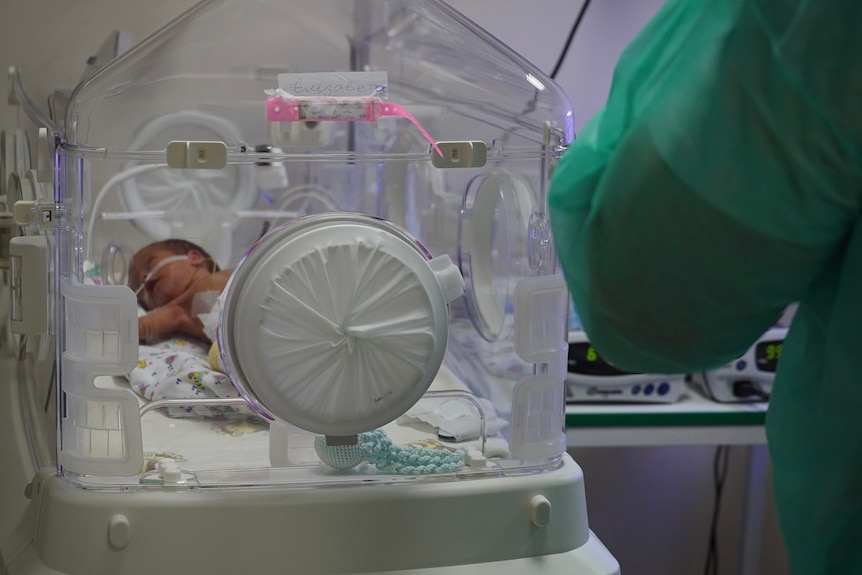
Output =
[{"x1": 314, "y1": 429, "x2": 466, "y2": 474}]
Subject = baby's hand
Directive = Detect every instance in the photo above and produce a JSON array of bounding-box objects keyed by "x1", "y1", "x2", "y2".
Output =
[{"x1": 138, "y1": 304, "x2": 204, "y2": 342}]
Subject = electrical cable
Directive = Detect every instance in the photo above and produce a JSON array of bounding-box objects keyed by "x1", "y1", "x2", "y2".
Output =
[
  {"x1": 44, "y1": 357, "x2": 56, "y2": 413},
  {"x1": 733, "y1": 380, "x2": 771, "y2": 401},
  {"x1": 500, "y1": 0, "x2": 593, "y2": 150},
  {"x1": 550, "y1": 0, "x2": 593, "y2": 80},
  {"x1": 704, "y1": 445, "x2": 730, "y2": 575},
  {"x1": 86, "y1": 163, "x2": 164, "y2": 261}
]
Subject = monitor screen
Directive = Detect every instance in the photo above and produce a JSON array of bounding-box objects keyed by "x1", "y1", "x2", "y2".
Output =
[
  {"x1": 754, "y1": 340, "x2": 783, "y2": 373},
  {"x1": 567, "y1": 341, "x2": 636, "y2": 377}
]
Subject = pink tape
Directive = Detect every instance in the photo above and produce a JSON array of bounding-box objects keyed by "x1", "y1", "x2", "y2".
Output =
[{"x1": 267, "y1": 97, "x2": 442, "y2": 158}]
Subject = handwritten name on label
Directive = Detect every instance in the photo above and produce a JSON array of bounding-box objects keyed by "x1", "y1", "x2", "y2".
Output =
[{"x1": 278, "y1": 72, "x2": 388, "y2": 98}]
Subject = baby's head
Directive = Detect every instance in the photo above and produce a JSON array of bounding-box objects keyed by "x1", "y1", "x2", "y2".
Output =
[{"x1": 129, "y1": 239, "x2": 221, "y2": 310}]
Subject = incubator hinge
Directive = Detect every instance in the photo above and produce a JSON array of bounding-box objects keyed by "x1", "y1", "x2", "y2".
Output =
[
  {"x1": 13, "y1": 200, "x2": 67, "y2": 233},
  {"x1": 543, "y1": 122, "x2": 567, "y2": 178}
]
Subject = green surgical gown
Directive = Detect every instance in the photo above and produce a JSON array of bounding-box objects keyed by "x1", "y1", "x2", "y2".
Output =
[{"x1": 548, "y1": 0, "x2": 862, "y2": 572}]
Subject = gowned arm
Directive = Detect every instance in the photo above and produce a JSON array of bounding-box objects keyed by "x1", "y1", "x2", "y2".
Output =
[{"x1": 549, "y1": 0, "x2": 862, "y2": 373}]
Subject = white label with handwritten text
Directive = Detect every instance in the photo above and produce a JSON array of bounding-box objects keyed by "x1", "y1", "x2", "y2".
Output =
[{"x1": 278, "y1": 72, "x2": 388, "y2": 99}]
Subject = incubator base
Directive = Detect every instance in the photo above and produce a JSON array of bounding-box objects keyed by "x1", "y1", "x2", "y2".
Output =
[
  {"x1": 5, "y1": 533, "x2": 618, "y2": 575},
  {"x1": 2, "y1": 434, "x2": 618, "y2": 575}
]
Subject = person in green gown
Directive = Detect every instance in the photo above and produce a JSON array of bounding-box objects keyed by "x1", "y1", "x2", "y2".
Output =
[{"x1": 548, "y1": 0, "x2": 862, "y2": 572}]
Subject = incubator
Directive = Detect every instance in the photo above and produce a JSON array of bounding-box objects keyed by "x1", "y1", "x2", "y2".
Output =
[{"x1": 0, "y1": 1, "x2": 619, "y2": 573}]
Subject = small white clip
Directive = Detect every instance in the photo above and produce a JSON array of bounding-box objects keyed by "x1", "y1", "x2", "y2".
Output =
[{"x1": 12, "y1": 200, "x2": 35, "y2": 226}]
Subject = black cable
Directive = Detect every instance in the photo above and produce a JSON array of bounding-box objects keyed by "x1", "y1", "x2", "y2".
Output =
[
  {"x1": 499, "y1": 0, "x2": 591, "y2": 150},
  {"x1": 732, "y1": 380, "x2": 771, "y2": 402},
  {"x1": 704, "y1": 445, "x2": 730, "y2": 575},
  {"x1": 550, "y1": 0, "x2": 593, "y2": 80},
  {"x1": 501, "y1": 0, "x2": 592, "y2": 147},
  {"x1": 44, "y1": 357, "x2": 56, "y2": 413}
]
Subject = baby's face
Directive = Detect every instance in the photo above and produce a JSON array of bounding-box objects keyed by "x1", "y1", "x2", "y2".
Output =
[{"x1": 129, "y1": 246, "x2": 204, "y2": 310}]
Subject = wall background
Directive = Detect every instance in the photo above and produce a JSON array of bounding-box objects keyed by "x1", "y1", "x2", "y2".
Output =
[{"x1": 0, "y1": 1, "x2": 789, "y2": 573}]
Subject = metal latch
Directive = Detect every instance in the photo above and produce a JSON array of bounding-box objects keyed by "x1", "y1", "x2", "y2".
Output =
[
  {"x1": 13, "y1": 200, "x2": 67, "y2": 232},
  {"x1": 431, "y1": 141, "x2": 487, "y2": 169},
  {"x1": 166, "y1": 140, "x2": 228, "y2": 169}
]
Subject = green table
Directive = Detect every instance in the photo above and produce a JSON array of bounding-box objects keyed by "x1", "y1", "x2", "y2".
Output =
[{"x1": 566, "y1": 382, "x2": 767, "y2": 447}]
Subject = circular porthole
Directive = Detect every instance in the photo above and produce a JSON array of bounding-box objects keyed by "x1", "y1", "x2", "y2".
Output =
[
  {"x1": 100, "y1": 238, "x2": 135, "y2": 286},
  {"x1": 458, "y1": 172, "x2": 535, "y2": 342}
]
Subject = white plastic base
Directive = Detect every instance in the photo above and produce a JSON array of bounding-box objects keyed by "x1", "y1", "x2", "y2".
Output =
[
  {"x1": 6, "y1": 532, "x2": 619, "y2": 575},
  {"x1": 3, "y1": 456, "x2": 619, "y2": 575}
]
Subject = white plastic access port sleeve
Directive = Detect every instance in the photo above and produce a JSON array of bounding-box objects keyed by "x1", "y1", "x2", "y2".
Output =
[
  {"x1": 513, "y1": 275, "x2": 569, "y2": 364},
  {"x1": 60, "y1": 279, "x2": 143, "y2": 476},
  {"x1": 510, "y1": 275, "x2": 569, "y2": 461}
]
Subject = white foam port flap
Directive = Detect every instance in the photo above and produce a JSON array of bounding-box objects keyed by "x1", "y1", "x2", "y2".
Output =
[{"x1": 220, "y1": 214, "x2": 456, "y2": 437}]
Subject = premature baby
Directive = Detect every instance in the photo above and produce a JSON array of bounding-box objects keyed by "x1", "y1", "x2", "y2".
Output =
[{"x1": 128, "y1": 239, "x2": 233, "y2": 343}]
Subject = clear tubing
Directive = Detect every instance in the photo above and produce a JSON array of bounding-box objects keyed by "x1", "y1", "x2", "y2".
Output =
[{"x1": 133, "y1": 255, "x2": 189, "y2": 296}]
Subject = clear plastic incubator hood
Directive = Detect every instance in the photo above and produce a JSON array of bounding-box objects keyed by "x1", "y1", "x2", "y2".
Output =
[{"x1": 0, "y1": 1, "x2": 619, "y2": 574}]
